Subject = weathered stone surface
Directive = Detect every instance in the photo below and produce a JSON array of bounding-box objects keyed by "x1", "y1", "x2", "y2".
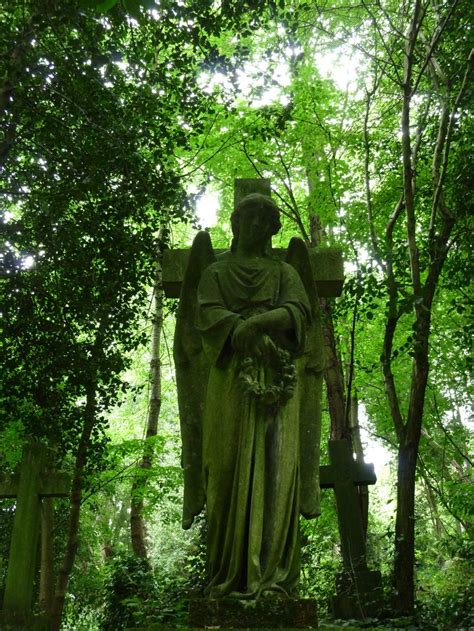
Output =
[
  {"x1": 163, "y1": 247, "x2": 344, "y2": 299},
  {"x1": 1, "y1": 442, "x2": 71, "y2": 615},
  {"x1": 234, "y1": 178, "x2": 271, "y2": 207},
  {"x1": 319, "y1": 440, "x2": 376, "y2": 572},
  {"x1": 319, "y1": 440, "x2": 383, "y2": 620},
  {"x1": 175, "y1": 189, "x2": 324, "y2": 599},
  {"x1": 0, "y1": 471, "x2": 70, "y2": 498},
  {"x1": 2, "y1": 443, "x2": 46, "y2": 613},
  {"x1": 0, "y1": 611, "x2": 51, "y2": 630},
  {"x1": 188, "y1": 598, "x2": 318, "y2": 629}
]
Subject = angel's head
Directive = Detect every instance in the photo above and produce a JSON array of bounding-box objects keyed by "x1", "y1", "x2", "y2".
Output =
[{"x1": 231, "y1": 193, "x2": 281, "y2": 253}]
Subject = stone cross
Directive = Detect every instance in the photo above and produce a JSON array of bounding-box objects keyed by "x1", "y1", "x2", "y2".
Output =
[
  {"x1": 0, "y1": 442, "x2": 69, "y2": 614},
  {"x1": 320, "y1": 439, "x2": 383, "y2": 618},
  {"x1": 320, "y1": 439, "x2": 376, "y2": 572},
  {"x1": 162, "y1": 178, "x2": 344, "y2": 299}
]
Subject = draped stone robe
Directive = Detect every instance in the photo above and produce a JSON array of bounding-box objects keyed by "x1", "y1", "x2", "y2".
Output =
[{"x1": 196, "y1": 252, "x2": 311, "y2": 598}]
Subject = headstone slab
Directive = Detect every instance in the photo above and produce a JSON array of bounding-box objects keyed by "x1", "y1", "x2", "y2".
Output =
[
  {"x1": 2, "y1": 443, "x2": 46, "y2": 612},
  {"x1": 188, "y1": 598, "x2": 318, "y2": 629},
  {"x1": 319, "y1": 440, "x2": 383, "y2": 620},
  {"x1": 164, "y1": 177, "x2": 344, "y2": 299},
  {"x1": 0, "y1": 472, "x2": 70, "y2": 498},
  {"x1": 319, "y1": 440, "x2": 376, "y2": 573}
]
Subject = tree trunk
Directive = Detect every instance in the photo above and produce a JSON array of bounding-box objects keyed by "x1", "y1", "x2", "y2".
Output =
[
  {"x1": 350, "y1": 395, "x2": 369, "y2": 537},
  {"x1": 306, "y1": 155, "x2": 349, "y2": 443},
  {"x1": 51, "y1": 380, "x2": 96, "y2": 631},
  {"x1": 321, "y1": 297, "x2": 350, "y2": 441},
  {"x1": 393, "y1": 301, "x2": 431, "y2": 612},
  {"x1": 130, "y1": 244, "x2": 163, "y2": 560},
  {"x1": 394, "y1": 435, "x2": 418, "y2": 614},
  {"x1": 388, "y1": 2, "x2": 423, "y2": 614},
  {"x1": 39, "y1": 497, "x2": 54, "y2": 617}
]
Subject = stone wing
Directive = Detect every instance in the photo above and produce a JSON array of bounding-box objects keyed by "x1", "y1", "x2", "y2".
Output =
[
  {"x1": 173, "y1": 231, "x2": 216, "y2": 529},
  {"x1": 286, "y1": 237, "x2": 325, "y2": 519}
]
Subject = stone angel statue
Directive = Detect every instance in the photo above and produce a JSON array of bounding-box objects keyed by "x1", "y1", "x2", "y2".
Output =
[{"x1": 173, "y1": 193, "x2": 324, "y2": 599}]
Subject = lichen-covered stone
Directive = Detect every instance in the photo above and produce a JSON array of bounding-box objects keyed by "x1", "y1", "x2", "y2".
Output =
[
  {"x1": 174, "y1": 187, "x2": 324, "y2": 600},
  {"x1": 0, "y1": 612, "x2": 51, "y2": 631},
  {"x1": 188, "y1": 597, "x2": 318, "y2": 628}
]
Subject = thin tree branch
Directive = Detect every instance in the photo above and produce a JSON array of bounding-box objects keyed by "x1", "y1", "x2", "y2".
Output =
[
  {"x1": 240, "y1": 139, "x2": 306, "y2": 236},
  {"x1": 344, "y1": 287, "x2": 358, "y2": 429},
  {"x1": 411, "y1": 0, "x2": 461, "y2": 96},
  {"x1": 418, "y1": 453, "x2": 471, "y2": 530},
  {"x1": 177, "y1": 110, "x2": 219, "y2": 172},
  {"x1": 402, "y1": 0, "x2": 423, "y2": 299},
  {"x1": 429, "y1": 48, "x2": 474, "y2": 240},
  {"x1": 431, "y1": 389, "x2": 473, "y2": 467},
  {"x1": 386, "y1": 194, "x2": 405, "y2": 243},
  {"x1": 362, "y1": 0, "x2": 404, "y2": 86},
  {"x1": 179, "y1": 135, "x2": 242, "y2": 178},
  {"x1": 381, "y1": 194, "x2": 406, "y2": 439},
  {"x1": 363, "y1": 75, "x2": 385, "y2": 268},
  {"x1": 274, "y1": 137, "x2": 310, "y2": 242},
  {"x1": 374, "y1": 0, "x2": 407, "y2": 40}
]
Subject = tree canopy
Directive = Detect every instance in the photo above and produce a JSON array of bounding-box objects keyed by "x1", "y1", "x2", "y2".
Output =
[{"x1": 1, "y1": 0, "x2": 472, "y2": 629}]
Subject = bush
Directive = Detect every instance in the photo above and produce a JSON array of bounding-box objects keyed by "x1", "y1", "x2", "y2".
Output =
[
  {"x1": 100, "y1": 554, "x2": 157, "y2": 630},
  {"x1": 416, "y1": 538, "x2": 474, "y2": 630}
]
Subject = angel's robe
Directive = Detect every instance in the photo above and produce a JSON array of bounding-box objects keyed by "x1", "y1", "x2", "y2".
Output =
[{"x1": 196, "y1": 252, "x2": 312, "y2": 598}]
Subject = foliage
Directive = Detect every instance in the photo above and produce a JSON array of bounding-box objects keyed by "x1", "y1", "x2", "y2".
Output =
[
  {"x1": 0, "y1": 0, "x2": 472, "y2": 627},
  {"x1": 98, "y1": 518, "x2": 207, "y2": 629},
  {"x1": 100, "y1": 553, "x2": 156, "y2": 630},
  {"x1": 417, "y1": 536, "x2": 474, "y2": 630},
  {"x1": 300, "y1": 493, "x2": 340, "y2": 605}
]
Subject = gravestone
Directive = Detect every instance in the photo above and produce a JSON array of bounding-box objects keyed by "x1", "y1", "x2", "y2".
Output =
[
  {"x1": 320, "y1": 440, "x2": 383, "y2": 619},
  {"x1": 0, "y1": 442, "x2": 70, "y2": 627}
]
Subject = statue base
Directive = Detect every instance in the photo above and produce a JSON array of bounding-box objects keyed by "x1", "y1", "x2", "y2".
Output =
[
  {"x1": 189, "y1": 597, "x2": 318, "y2": 628},
  {"x1": 331, "y1": 569, "x2": 384, "y2": 620},
  {"x1": 0, "y1": 612, "x2": 51, "y2": 631}
]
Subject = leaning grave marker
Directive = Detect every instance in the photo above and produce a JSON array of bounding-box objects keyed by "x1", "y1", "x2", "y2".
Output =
[{"x1": 320, "y1": 439, "x2": 383, "y2": 618}]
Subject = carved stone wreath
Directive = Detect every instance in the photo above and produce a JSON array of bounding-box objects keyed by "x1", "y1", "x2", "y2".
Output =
[{"x1": 238, "y1": 345, "x2": 297, "y2": 407}]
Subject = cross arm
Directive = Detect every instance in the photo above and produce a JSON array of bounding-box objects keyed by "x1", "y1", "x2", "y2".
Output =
[
  {"x1": 162, "y1": 247, "x2": 344, "y2": 298},
  {"x1": 0, "y1": 472, "x2": 70, "y2": 499},
  {"x1": 319, "y1": 440, "x2": 377, "y2": 488},
  {"x1": 319, "y1": 462, "x2": 377, "y2": 488}
]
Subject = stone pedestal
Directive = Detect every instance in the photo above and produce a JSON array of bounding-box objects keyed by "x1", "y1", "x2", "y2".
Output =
[
  {"x1": 331, "y1": 569, "x2": 384, "y2": 620},
  {"x1": 189, "y1": 598, "x2": 318, "y2": 629},
  {"x1": 0, "y1": 612, "x2": 51, "y2": 630}
]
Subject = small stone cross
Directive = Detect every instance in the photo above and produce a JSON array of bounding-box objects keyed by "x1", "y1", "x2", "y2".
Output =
[
  {"x1": 0, "y1": 442, "x2": 69, "y2": 614},
  {"x1": 319, "y1": 439, "x2": 377, "y2": 572}
]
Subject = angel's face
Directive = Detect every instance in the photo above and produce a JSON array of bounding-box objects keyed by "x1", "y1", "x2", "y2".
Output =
[{"x1": 237, "y1": 207, "x2": 274, "y2": 252}]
